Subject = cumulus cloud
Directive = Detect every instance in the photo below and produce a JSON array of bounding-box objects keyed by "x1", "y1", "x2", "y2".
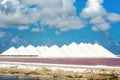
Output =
[
  {"x1": 80, "y1": 0, "x2": 120, "y2": 31},
  {"x1": 17, "y1": 26, "x2": 29, "y2": 30},
  {"x1": 33, "y1": 0, "x2": 84, "y2": 31},
  {"x1": 31, "y1": 27, "x2": 46, "y2": 32},
  {"x1": 41, "y1": 16, "x2": 84, "y2": 31},
  {"x1": 0, "y1": 0, "x2": 120, "y2": 32},
  {"x1": 81, "y1": 0, "x2": 106, "y2": 18},
  {"x1": 0, "y1": 0, "x2": 84, "y2": 31},
  {"x1": 90, "y1": 16, "x2": 105, "y2": 24},
  {"x1": 0, "y1": 31, "x2": 5, "y2": 37},
  {"x1": 92, "y1": 23, "x2": 110, "y2": 31},
  {"x1": 31, "y1": 28, "x2": 40, "y2": 32},
  {"x1": 0, "y1": 0, "x2": 40, "y2": 27},
  {"x1": 106, "y1": 13, "x2": 120, "y2": 22}
]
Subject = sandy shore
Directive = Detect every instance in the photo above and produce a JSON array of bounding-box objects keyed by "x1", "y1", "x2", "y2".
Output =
[
  {"x1": 0, "y1": 62, "x2": 120, "y2": 79},
  {"x1": 0, "y1": 67, "x2": 120, "y2": 80}
]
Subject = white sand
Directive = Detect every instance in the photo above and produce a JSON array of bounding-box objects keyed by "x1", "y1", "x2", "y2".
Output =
[{"x1": 0, "y1": 62, "x2": 120, "y2": 72}]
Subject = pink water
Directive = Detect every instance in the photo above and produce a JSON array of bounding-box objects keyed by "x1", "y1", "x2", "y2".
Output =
[{"x1": 0, "y1": 58, "x2": 120, "y2": 67}]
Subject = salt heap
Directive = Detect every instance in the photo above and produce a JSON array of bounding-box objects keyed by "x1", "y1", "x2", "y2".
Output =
[
  {"x1": 26, "y1": 45, "x2": 40, "y2": 56},
  {"x1": 1, "y1": 47, "x2": 19, "y2": 56},
  {"x1": 17, "y1": 46, "x2": 28, "y2": 55},
  {"x1": 0, "y1": 42, "x2": 117, "y2": 58},
  {"x1": 39, "y1": 45, "x2": 66, "y2": 58}
]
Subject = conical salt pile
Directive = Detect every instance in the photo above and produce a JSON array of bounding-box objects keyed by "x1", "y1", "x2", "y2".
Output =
[{"x1": 0, "y1": 42, "x2": 117, "y2": 58}]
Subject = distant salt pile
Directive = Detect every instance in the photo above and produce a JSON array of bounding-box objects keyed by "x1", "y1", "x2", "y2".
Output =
[{"x1": 0, "y1": 42, "x2": 116, "y2": 58}]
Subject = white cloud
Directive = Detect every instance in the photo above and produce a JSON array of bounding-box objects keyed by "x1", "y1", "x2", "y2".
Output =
[
  {"x1": 41, "y1": 16, "x2": 84, "y2": 31},
  {"x1": 1, "y1": 0, "x2": 7, "y2": 4},
  {"x1": 92, "y1": 23, "x2": 110, "y2": 31},
  {"x1": 0, "y1": 0, "x2": 84, "y2": 31},
  {"x1": 80, "y1": 0, "x2": 108, "y2": 31},
  {"x1": 81, "y1": 0, "x2": 120, "y2": 31},
  {"x1": 0, "y1": 0, "x2": 120, "y2": 32},
  {"x1": 106, "y1": 13, "x2": 120, "y2": 22},
  {"x1": 31, "y1": 27, "x2": 45, "y2": 32},
  {"x1": 37, "y1": 0, "x2": 84, "y2": 31},
  {"x1": 90, "y1": 16, "x2": 105, "y2": 24},
  {"x1": 17, "y1": 26, "x2": 29, "y2": 30},
  {"x1": 0, "y1": 0, "x2": 40, "y2": 27},
  {"x1": 0, "y1": 31, "x2": 5, "y2": 37},
  {"x1": 81, "y1": 0, "x2": 106, "y2": 18},
  {"x1": 31, "y1": 28, "x2": 40, "y2": 32}
]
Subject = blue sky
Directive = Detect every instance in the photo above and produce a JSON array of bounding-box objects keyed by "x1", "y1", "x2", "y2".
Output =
[{"x1": 0, "y1": 0, "x2": 120, "y2": 54}]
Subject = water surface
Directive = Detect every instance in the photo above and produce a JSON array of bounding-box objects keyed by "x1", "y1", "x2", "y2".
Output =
[{"x1": 0, "y1": 75, "x2": 39, "y2": 80}]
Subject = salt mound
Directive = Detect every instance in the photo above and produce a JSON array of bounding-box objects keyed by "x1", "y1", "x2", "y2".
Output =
[
  {"x1": 94, "y1": 44, "x2": 116, "y2": 57},
  {"x1": 0, "y1": 42, "x2": 117, "y2": 58},
  {"x1": 39, "y1": 45, "x2": 66, "y2": 58},
  {"x1": 1, "y1": 47, "x2": 19, "y2": 55},
  {"x1": 61, "y1": 45, "x2": 70, "y2": 54},
  {"x1": 36, "y1": 46, "x2": 49, "y2": 54},
  {"x1": 68, "y1": 42, "x2": 83, "y2": 57},
  {"x1": 17, "y1": 46, "x2": 29, "y2": 55},
  {"x1": 26, "y1": 45, "x2": 40, "y2": 55},
  {"x1": 79, "y1": 43, "x2": 92, "y2": 57}
]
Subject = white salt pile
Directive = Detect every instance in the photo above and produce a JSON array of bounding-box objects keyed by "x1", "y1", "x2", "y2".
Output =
[{"x1": 0, "y1": 42, "x2": 116, "y2": 58}]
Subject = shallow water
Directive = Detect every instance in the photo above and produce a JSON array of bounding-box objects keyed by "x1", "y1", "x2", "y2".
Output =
[
  {"x1": 1, "y1": 58, "x2": 120, "y2": 66},
  {"x1": 0, "y1": 75, "x2": 39, "y2": 80}
]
